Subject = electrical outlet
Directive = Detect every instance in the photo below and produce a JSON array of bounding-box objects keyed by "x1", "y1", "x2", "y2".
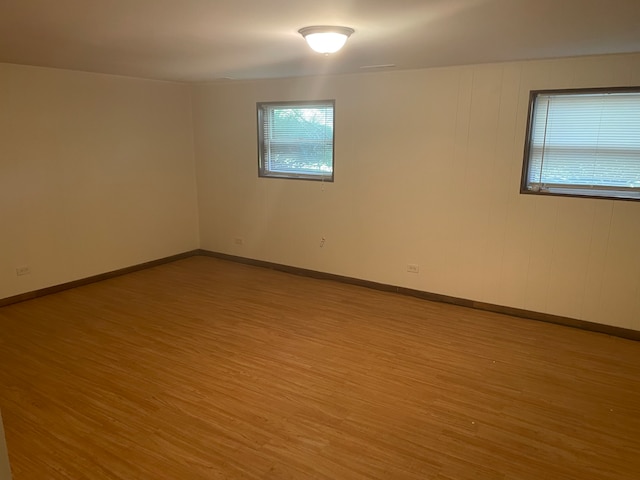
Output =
[
  {"x1": 234, "y1": 237, "x2": 244, "y2": 245},
  {"x1": 406, "y1": 264, "x2": 419, "y2": 274},
  {"x1": 15, "y1": 266, "x2": 30, "y2": 276}
]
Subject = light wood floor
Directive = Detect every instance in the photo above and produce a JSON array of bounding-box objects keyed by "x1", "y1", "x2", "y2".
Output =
[{"x1": 0, "y1": 256, "x2": 639, "y2": 479}]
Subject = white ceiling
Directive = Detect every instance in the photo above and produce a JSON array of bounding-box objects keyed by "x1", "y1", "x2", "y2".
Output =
[{"x1": 1, "y1": 0, "x2": 639, "y2": 83}]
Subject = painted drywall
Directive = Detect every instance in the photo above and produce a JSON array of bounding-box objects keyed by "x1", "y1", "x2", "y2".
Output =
[
  {"x1": 0, "y1": 64, "x2": 199, "y2": 300},
  {"x1": 192, "y1": 53, "x2": 640, "y2": 331}
]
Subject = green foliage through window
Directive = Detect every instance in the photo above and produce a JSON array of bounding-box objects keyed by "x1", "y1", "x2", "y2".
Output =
[{"x1": 258, "y1": 101, "x2": 334, "y2": 181}]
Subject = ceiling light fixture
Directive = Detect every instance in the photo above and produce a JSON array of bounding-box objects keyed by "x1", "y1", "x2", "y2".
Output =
[{"x1": 298, "y1": 26, "x2": 355, "y2": 54}]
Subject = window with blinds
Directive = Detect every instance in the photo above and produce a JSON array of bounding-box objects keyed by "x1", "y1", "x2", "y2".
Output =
[
  {"x1": 257, "y1": 100, "x2": 334, "y2": 181},
  {"x1": 521, "y1": 88, "x2": 640, "y2": 200}
]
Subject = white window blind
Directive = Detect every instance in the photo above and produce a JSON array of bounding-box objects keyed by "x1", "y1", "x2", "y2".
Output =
[
  {"x1": 523, "y1": 89, "x2": 640, "y2": 200},
  {"x1": 258, "y1": 101, "x2": 334, "y2": 181}
]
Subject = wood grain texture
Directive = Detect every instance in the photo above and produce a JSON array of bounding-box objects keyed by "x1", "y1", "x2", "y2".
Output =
[
  {"x1": 201, "y1": 250, "x2": 640, "y2": 341},
  {"x1": 0, "y1": 411, "x2": 11, "y2": 480},
  {"x1": 0, "y1": 256, "x2": 639, "y2": 479},
  {"x1": 0, "y1": 250, "x2": 199, "y2": 308}
]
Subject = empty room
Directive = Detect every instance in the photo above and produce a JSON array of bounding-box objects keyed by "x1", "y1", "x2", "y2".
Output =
[{"x1": 1, "y1": 1, "x2": 640, "y2": 479}]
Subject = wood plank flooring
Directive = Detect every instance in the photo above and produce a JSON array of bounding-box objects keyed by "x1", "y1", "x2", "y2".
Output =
[{"x1": 0, "y1": 256, "x2": 639, "y2": 479}]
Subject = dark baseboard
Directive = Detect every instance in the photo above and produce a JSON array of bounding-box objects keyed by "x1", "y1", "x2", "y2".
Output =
[
  {"x1": 2, "y1": 248, "x2": 638, "y2": 342},
  {"x1": 0, "y1": 250, "x2": 201, "y2": 308},
  {"x1": 199, "y1": 250, "x2": 640, "y2": 342}
]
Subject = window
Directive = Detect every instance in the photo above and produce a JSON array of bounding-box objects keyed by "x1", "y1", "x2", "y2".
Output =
[
  {"x1": 521, "y1": 87, "x2": 640, "y2": 201},
  {"x1": 257, "y1": 100, "x2": 334, "y2": 181}
]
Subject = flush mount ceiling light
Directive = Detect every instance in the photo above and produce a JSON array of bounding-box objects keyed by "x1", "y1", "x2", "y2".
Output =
[{"x1": 298, "y1": 26, "x2": 355, "y2": 54}]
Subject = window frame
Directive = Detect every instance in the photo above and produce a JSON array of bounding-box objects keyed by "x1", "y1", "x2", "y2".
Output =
[
  {"x1": 520, "y1": 86, "x2": 640, "y2": 202},
  {"x1": 257, "y1": 99, "x2": 335, "y2": 182}
]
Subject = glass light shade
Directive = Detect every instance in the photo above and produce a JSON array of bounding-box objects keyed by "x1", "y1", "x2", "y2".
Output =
[{"x1": 299, "y1": 26, "x2": 354, "y2": 54}]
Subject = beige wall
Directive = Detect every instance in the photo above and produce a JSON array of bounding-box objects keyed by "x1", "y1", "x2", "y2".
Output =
[
  {"x1": 192, "y1": 53, "x2": 640, "y2": 331},
  {"x1": 2, "y1": 55, "x2": 638, "y2": 331},
  {"x1": 0, "y1": 64, "x2": 199, "y2": 300}
]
